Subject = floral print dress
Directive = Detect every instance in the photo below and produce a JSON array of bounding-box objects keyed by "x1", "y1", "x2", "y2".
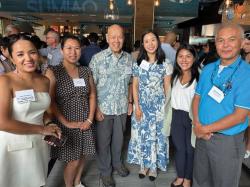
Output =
[{"x1": 127, "y1": 60, "x2": 173, "y2": 172}]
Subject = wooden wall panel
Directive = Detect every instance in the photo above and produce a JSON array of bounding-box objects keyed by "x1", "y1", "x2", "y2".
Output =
[{"x1": 134, "y1": 0, "x2": 155, "y2": 41}]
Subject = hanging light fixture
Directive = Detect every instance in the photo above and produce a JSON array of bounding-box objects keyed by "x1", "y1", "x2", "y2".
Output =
[
  {"x1": 218, "y1": 0, "x2": 235, "y2": 20},
  {"x1": 154, "y1": 0, "x2": 160, "y2": 6},
  {"x1": 104, "y1": 0, "x2": 119, "y2": 20},
  {"x1": 127, "y1": 0, "x2": 133, "y2": 6}
]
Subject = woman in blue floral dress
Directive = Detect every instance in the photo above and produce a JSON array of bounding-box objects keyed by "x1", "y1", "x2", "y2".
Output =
[{"x1": 127, "y1": 30, "x2": 173, "y2": 181}]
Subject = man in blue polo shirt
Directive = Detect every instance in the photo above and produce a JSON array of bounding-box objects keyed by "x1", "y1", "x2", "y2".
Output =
[{"x1": 192, "y1": 24, "x2": 250, "y2": 187}]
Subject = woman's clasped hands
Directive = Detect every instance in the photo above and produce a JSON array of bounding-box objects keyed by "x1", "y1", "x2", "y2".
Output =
[{"x1": 65, "y1": 120, "x2": 92, "y2": 131}]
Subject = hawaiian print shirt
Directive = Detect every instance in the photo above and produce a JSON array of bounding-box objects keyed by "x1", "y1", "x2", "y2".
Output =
[{"x1": 89, "y1": 47, "x2": 133, "y2": 115}]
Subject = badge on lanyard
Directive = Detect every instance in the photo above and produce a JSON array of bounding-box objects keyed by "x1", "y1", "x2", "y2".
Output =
[
  {"x1": 208, "y1": 86, "x2": 224, "y2": 103},
  {"x1": 73, "y1": 79, "x2": 86, "y2": 87},
  {"x1": 47, "y1": 53, "x2": 52, "y2": 60},
  {"x1": 140, "y1": 60, "x2": 150, "y2": 71},
  {"x1": 15, "y1": 89, "x2": 37, "y2": 103}
]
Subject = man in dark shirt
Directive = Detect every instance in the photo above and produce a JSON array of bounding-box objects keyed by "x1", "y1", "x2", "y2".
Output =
[{"x1": 79, "y1": 32, "x2": 101, "y2": 66}]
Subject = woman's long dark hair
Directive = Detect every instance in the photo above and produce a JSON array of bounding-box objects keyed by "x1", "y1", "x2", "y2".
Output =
[
  {"x1": 171, "y1": 43, "x2": 199, "y2": 87},
  {"x1": 137, "y1": 30, "x2": 165, "y2": 66},
  {"x1": 0, "y1": 37, "x2": 10, "y2": 56}
]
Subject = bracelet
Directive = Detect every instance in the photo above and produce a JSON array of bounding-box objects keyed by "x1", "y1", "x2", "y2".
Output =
[
  {"x1": 128, "y1": 101, "x2": 133, "y2": 104},
  {"x1": 45, "y1": 121, "x2": 54, "y2": 126},
  {"x1": 86, "y1": 118, "x2": 93, "y2": 125}
]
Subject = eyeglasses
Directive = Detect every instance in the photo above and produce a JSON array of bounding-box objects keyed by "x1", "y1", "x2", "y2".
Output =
[{"x1": 244, "y1": 33, "x2": 250, "y2": 40}]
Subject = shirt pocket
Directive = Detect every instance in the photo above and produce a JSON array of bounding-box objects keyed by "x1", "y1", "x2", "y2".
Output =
[{"x1": 7, "y1": 135, "x2": 33, "y2": 152}]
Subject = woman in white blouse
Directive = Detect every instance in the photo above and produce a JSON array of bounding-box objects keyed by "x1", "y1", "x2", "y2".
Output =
[{"x1": 170, "y1": 44, "x2": 199, "y2": 187}]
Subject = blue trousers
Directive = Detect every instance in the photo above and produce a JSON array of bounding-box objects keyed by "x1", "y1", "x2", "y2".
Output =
[{"x1": 171, "y1": 109, "x2": 194, "y2": 180}]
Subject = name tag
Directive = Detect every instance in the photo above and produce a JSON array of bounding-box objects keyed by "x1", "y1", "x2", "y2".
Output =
[
  {"x1": 15, "y1": 89, "x2": 37, "y2": 103},
  {"x1": 8, "y1": 141, "x2": 33, "y2": 152},
  {"x1": 47, "y1": 53, "x2": 52, "y2": 60},
  {"x1": 208, "y1": 86, "x2": 224, "y2": 103},
  {"x1": 140, "y1": 60, "x2": 150, "y2": 71},
  {"x1": 73, "y1": 79, "x2": 86, "y2": 87}
]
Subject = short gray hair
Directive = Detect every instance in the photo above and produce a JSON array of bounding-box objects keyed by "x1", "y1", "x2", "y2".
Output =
[
  {"x1": 215, "y1": 23, "x2": 244, "y2": 40},
  {"x1": 5, "y1": 24, "x2": 19, "y2": 36},
  {"x1": 47, "y1": 30, "x2": 60, "y2": 42}
]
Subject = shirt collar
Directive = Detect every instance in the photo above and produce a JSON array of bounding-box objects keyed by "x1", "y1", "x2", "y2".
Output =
[
  {"x1": 106, "y1": 47, "x2": 124, "y2": 59},
  {"x1": 48, "y1": 44, "x2": 61, "y2": 50},
  {"x1": 215, "y1": 55, "x2": 241, "y2": 69}
]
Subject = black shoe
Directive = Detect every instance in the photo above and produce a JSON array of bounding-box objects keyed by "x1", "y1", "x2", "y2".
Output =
[
  {"x1": 149, "y1": 176, "x2": 156, "y2": 181},
  {"x1": 170, "y1": 178, "x2": 184, "y2": 187},
  {"x1": 138, "y1": 168, "x2": 148, "y2": 179},
  {"x1": 100, "y1": 175, "x2": 115, "y2": 187},
  {"x1": 148, "y1": 170, "x2": 157, "y2": 181},
  {"x1": 138, "y1": 173, "x2": 146, "y2": 179},
  {"x1": 115, "y1": 165, "x2": 129, "y2": 177}
]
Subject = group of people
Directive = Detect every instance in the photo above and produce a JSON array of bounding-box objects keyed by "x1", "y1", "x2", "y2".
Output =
[{"x1": 0, "y1": 22, "x2": 249, "y2": 187}]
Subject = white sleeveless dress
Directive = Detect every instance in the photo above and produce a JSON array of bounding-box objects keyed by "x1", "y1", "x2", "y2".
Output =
[{"x1": 0, "y1": 92, "x2": 51, "y2": 187}]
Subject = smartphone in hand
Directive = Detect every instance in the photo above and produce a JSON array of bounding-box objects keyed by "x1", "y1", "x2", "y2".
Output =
[{"x1": 44, "y1": 135, "x2": 67, "y2": 147}]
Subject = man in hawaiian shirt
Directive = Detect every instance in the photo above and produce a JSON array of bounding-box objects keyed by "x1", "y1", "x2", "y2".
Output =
[{"x1": 89, "y1": 24, "x2": 133, "y2": 187}]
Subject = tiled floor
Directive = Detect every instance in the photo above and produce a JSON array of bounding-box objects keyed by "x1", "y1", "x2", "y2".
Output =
[
  {"x1": 46, "y1": 152, "x2": 250, "y2": 187},
  {"x1": 46, "y1": 124, "x2": 250, "y2": 187},
  {"x1": 46, "y1": 156, "x2": 176, "y2": 187}
]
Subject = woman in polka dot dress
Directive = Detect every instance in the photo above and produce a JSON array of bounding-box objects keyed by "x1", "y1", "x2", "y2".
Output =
[{"x1": 45, "y1": 35, "x2": 96, "y2": 187}]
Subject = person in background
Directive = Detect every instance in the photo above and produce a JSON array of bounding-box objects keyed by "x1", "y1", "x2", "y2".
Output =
[
  {"x1": 170, "y1": 44, "x2": 199, "y2": 187},
  {"x1": 242, "y1": 30, "x2": 250, "y2": 169},
  {"x1": 0, "y1": 36, "x2": 15, "y2": 75},
  {"x1": 127, "y1": 30, "x2": 172, "y2": 181},
  {"x1": 173, "y1": 40, "x2": 181, "y2": 50},
  {"x1": 89, "y1": 24, "x2": 132, "y2": 187},
  {"x1": 4, "y1": 24, "x2": 20, "y2": 36},
  {"x1": 161, "y1": 31, "x2": 177, "y2": 65},
  {"x1": 131, "y1": 40, "x2": 140, "y2": 61},
  {"x1": 198, "y1": 40, "x2": 219, "y2": 68},
  {"x1": 80, "y1": 36, "x2": 90, "y2": 50},
  {"x1": 192, "y1": 24, "x2": 250, "y2": 187},
  {"x1": 242, "y1": 30, "x2": 250, "y2": 63},
  {"x1": 45, "y1": 35, "x2": 96, "y2": 187},
  {"x1": 0, "y1": 33, "x2": 61, "y2": 187},
  {"x1": 39, "y1": 30, "x2": 63, "y2": 66},
  {"x1": 79, "y1": 32, "x2": 101, "y2": 66}
]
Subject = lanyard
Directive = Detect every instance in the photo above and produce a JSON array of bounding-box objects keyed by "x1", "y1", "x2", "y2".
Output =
[{"x1": 210, "y1": 59, "x2": 241, "y2": 96}]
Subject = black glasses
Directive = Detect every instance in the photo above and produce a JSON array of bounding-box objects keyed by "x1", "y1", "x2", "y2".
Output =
[{"x1": 244, "y1": 33, "x2": 250, "y2": 40}]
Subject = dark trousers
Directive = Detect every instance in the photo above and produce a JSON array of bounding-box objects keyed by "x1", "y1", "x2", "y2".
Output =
[
  {"x1": 96, "y1": 114, "x2": 127, "y2": 176},
  {"x1": 193, "y1": 132, "x2": 245, "y2": 187},
  {"x1": 171, "y1": 109, "x2": 194, "y2": 180}
]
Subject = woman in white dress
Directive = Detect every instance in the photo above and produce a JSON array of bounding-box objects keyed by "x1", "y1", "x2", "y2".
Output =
[{"x1": 0, "y1": 34, "x2": 61, "y2": 187}]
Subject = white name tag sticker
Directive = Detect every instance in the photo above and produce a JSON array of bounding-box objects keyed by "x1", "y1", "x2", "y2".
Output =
[
  {"x1": 140, "y1": 60, "x2": 150, "y2": 71},
  {"x1": 73, "y1": 79, "x2": 86, "y2": 87},
  {"x1": 47, "y1": 53, "x2": 52, "y2": 60},
  {"x1": 208, "y1": 86, "x2": 224, "y2": 103},
  {"x1": 15, "y1": 89, "x2": 37, "y2": 103}
]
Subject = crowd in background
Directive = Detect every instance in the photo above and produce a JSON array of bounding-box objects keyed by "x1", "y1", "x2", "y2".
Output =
[{"x1": 0, "y1": 23, "x2": 250, "y2": 187}]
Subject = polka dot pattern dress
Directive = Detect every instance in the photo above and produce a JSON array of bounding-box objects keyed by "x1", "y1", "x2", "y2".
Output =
[{"x1": 50, "y1": 64, "x2": 96, "y2": 162}]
